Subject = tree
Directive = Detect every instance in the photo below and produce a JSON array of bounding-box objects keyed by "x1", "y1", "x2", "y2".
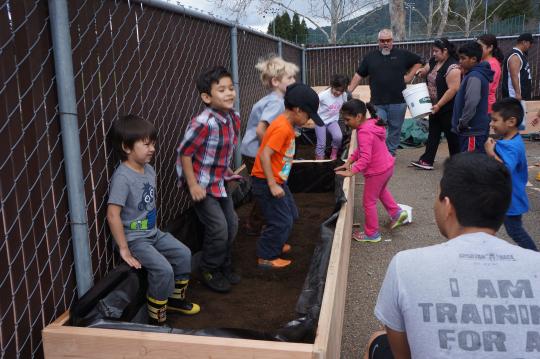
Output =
[
  {"x1": 300, "y1": 19, "x2": 309, "y2": 43},
  {"x1": 214, "y1": 0, "x2": 385, "y2": 44},
  {"x1": 389, "y1": 0, "x2": 405, "y2": 40},
  {"x1": 291, "y1": 13, "x2": 308, "y2": 43},
  {"x1": 447, "y1": 0, "x2": 509, "y2": 36},
  {"x1": 267, "y1": 12, "x2": 308, "y2": 43},
  {"x1": 277, "y1": 12, "x2": 292, "y2": 40},
  {"x1": 410, "y1": 0, "x2": 452, "y2": 37},
  {"x1": 437, "y1": 0, "x2": 450, "y2": 36},
  {"x1": 493, "y1": 0, "x2": 532, "y2": 20}
]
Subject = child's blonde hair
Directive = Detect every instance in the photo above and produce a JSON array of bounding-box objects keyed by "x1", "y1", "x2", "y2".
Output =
[{"x1": 255, "y1": 55, "x2": 299, "y2": 88}]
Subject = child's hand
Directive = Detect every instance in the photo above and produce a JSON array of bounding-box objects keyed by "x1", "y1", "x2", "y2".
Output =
[
  {"x1": 484, "y1": 137, "x2": 496, "y2": 155},
  {"x1": 224, "y1": 168, "x2": 242, "y2": 181},
  {"x1": 119, "y1": 247, "x2": 142, "y2": 269},
  {"x1": 189, "y1": 183, "x2": 206, "y2": 202},
  {"x1": 334, "y1": 163, "x2": 349, "y2": 172},
  {"x1": 269, "y1": 183, "x2": 285, "y2": 198},
  {"x1": 415, "y1": 68, "x2": 427, "y2": 78},
  {"x1": 335, "y1": 169, "x2": 354, "y2": 177}
]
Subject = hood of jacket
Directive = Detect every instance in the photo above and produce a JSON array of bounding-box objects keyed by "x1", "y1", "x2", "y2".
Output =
[
  {"x1": 469, "y1": 61, "x2": 494, "y2": 83},
  {"x1": 360, "y1": 118, "x2": 387, "y2": 140}
]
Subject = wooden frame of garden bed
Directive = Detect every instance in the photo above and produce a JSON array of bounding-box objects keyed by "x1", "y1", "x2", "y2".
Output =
[{"x1": 42, "y1": 137, "x2": 357, "y2": 359}]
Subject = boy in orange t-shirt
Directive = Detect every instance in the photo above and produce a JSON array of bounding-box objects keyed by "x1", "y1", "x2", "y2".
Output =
[{"x1": 251, "y1": 83, "x2": 324, "y2": 268}]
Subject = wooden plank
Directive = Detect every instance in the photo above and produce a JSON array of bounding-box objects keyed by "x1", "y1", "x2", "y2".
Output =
[
  {"x1": 292, "y1": 159, "x2": 333, "y2": 163},
  {"x1": 42, "y1": 323, "x2": 314, "y2": 359},
  {"x1": 312, "y1": 132, "x2": 357, "y2": 359},
  {"x1": 47, "y1": 311, "x2": 70, "y2": 327}
]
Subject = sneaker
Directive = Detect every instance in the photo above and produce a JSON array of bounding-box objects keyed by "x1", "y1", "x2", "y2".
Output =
[
  {"x1": 390, "y1": 210, "x2": 408, "y2": 230},
  {"x1": 410, "y1": 160, "x2": 434, "y2": 170},
  {"x1": 222, "y1": 267, "x2": 241, "y2": 285},
  {"x1": 168, "y1": 299, "x2": 201, "y2": 315},
  {"x1": 282, "y1": 243, "x2": 292, "y2": 254},
  {"x1": 315, "y1": 155, "x2": 325, "y2": 160},
  {"x1": 330, "y1": 148, "x2": 338, "y2": 160},
  {"x1": 257, "y1": 257, "x2": 292, "y2": 269},
  {"x1": 201, "y1": 271, "x2": 231, "y2": 293},
  {"x1": 352, "y1": 229, "x2": 381, "y2": 243}
]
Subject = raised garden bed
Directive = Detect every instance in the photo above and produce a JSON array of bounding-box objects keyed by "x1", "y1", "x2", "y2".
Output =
[{"x1": 42, "y1": 138, "x2": 357, "y2": 358}]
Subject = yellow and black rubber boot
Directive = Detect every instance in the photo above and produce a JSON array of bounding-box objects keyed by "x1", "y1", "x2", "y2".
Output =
[
  {"x1": 168, "y1": 279, "x2": 200, "y2": 315},
  {"x1": 147, "y1": 296, "x2": 167, "y2": 325}
]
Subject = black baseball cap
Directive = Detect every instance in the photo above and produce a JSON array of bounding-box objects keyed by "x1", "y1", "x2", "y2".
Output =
[
  {"x1": 284, "y1": 83, "x2": 324, "y2": 126},
  {"x1": 517, "y1": 33, "x2": 534, "y2": 43}
]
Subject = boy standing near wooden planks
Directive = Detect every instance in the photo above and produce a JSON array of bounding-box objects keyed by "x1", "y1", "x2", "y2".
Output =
[
  {"x1": 251, "y1": 83, "x2": 324, "y2": 269},
  {"x1": 177, "y1": 66, "x2": 241, "y2": 294}
]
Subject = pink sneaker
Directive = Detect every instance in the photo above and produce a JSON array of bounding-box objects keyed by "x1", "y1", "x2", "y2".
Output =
[
  {"x1": 330, "y1": 148, "x2": 338, "y2": 160},
  {"x1": 352, "y1": 229, "x2": 381, "y2": 243}
]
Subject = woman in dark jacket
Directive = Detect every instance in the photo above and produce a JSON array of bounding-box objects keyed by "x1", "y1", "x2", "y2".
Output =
[{"x1": 411, "y1": 38, "x2": 461, "y2": 170}]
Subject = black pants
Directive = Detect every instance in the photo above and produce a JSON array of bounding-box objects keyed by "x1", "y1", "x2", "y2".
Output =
[{"x1": 419, "y1": 110, "x2": 459, "y2": 165}]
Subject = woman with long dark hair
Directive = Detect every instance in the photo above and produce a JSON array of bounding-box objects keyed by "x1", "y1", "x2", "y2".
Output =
[
  {"x1": 410, "y1": 38, "x2": 461, "y2": 170},
  {"x1": 477, "y1": 34, "x2": 504, "y2": 114}
]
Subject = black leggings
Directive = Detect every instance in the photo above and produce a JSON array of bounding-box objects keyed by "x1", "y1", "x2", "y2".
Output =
[{"x1": 419, "y1": 110, "x2": 459, "y2": 165}]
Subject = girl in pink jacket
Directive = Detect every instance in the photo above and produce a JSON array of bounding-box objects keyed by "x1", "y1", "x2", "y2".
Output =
[{"x1": 335, "y1": 100, "x2": 408, "y2": 242}]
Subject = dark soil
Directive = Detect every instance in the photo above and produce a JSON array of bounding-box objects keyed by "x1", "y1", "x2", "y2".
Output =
[{"x1": 168, "y1": 191, "x2": 336, "y2": 334}]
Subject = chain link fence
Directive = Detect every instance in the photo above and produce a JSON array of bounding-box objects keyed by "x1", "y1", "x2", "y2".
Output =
[
  {"x1": 4, "y1": 2, "x2": 539, "y2": 358},
  {"x1": 0, "y1": 1, "x2": 302, "y2": 358},
  {"x1": 306, "y1": 35, "x2": 540, "y2": 100},
  {"x1": 1, "y1": 1, "x2": 75, "y2": 358}
]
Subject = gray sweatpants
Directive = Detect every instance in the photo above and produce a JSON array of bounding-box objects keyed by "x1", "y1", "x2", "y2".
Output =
[{"x1": 128, "y1": 230, "x2": 191, "y2": 301}]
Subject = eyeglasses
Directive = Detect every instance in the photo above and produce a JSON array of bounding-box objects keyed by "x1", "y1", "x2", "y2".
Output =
[{"x1": 378, "y1": 38, "x2": 392, "y2": 44}]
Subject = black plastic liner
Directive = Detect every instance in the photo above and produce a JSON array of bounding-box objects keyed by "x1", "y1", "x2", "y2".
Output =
[{"x1": 70, "y1": 160, "x2": 348, "y2": 343}]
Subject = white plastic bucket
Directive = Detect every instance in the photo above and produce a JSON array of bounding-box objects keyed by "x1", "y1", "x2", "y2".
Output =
[
  {"x1": 397, "y1": 204, "x2": 413, "y2": 224},
  {"x1": 402, "y1": 83, "x2": 432, "y2": 119}
]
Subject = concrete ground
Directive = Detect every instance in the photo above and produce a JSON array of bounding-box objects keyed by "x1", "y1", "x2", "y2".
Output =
[{"x1": 340, "y1": 141, "x2": 540, "y2": 359}]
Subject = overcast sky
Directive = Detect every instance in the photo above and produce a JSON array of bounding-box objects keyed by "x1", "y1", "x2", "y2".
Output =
[{"x1": 173, "y1": 0, "x2": 311, "y2": 32}]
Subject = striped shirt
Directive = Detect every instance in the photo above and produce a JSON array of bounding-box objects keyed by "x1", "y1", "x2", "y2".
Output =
[{"x1": 176, "y1": 107, "x2": 240, "y2": 198}]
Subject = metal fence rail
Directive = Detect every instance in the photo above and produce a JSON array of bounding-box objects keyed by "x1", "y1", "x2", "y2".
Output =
[{"x1": 306, "y1": 35, "x2": 540, "y2": 100}]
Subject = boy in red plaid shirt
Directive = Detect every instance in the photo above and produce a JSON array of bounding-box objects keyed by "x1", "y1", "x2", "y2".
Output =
[{"x1": 176, "y1": 66, "x2": 240, "y2": 293}]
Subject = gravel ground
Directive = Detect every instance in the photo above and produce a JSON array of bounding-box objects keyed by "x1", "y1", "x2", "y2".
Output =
[{"x1": 340, "y1": 141, "x2": 540, "y2": 359}]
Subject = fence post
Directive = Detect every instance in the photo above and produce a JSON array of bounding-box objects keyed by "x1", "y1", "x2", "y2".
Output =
[
  {"x1": 302, "y1": 47, "x2": 307, "y2": 84},
  {"x1": 278, "y1": 39, "x2": 283, "y2": 57},
  {"x1": 230, "y1": 25, "x2": 242, "y2": 169},
  {"x1": 48, "y1": 0, "x2": 93, "y2": 297}
]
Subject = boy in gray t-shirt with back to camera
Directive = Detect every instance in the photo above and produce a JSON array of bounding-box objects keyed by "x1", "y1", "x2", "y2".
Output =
[{"x1": 107, "y1": 115, "x2": 200, "y2": 326}]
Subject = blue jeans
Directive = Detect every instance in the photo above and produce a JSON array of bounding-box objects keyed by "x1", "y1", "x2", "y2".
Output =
[
  {"x1": 504, "y1": 215, "x2": 538, "y2": 251},
  {"x1": 193, "y1": 195, "x2": 238, "y2": 272},
  {"x1": 375, "y1": 103, "x2": 407, "y2": 156},
  {"x1": 252, "y1": 177, "x2": 299, "y2": 260},
  {"x1": 128, "y1": 230, "x2": 192, "y2": 300}
]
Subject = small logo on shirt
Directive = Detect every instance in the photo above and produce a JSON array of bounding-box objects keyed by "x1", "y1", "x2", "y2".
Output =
[
  {"x1": 459, "y1": 253, "x2": 516, "y2": 262},
  {"x1": 138, "y1": 182, "x2": 155, "y2": 211}
]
